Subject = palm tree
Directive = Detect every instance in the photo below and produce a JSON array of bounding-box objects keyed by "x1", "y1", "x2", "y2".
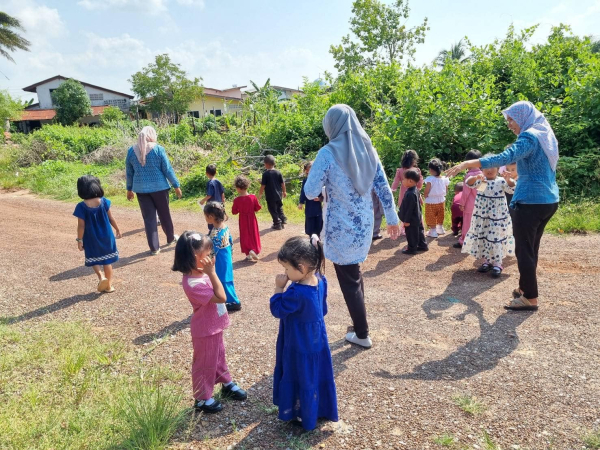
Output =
[
  {"x1": 435, "y1": 39, "x2": 469, "y2": 66},
  {"x1": 0, "y1": 12, "x2": 30, "y2": 63}
]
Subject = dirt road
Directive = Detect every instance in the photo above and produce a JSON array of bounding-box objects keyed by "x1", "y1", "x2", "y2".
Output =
[{"x1": 1, "y1": 191, "x2": 598, "y2": 449}]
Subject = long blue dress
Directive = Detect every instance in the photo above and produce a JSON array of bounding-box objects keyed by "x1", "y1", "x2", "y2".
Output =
[
  {"x1": 209, "y1": 226, "x2": 241, "y2": 306},
  {"x1": 73, "y1": 198, "x2": 119, "y2": 267},
  {"x1": 270, "y1": 276, "x2": 338, "y2": 430}
]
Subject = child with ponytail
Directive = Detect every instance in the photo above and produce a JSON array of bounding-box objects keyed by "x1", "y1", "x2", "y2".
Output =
[{"x1": 270, "y1": 235, "x2": 338, "y2": 431}]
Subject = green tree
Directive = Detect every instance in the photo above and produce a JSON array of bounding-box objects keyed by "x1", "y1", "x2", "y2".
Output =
[
  {"x1": 51, "y1": 79, "x2": 93, "y2": 126},
  {"x1": 0, "y1": 12, "x2": 30, "y2": 63},
  {"x1": 100, "y1": 105, "x2": 126, "y2": 125},
  {"x1": 129, "y1": 54, "x2": 203, "y2": 119},
  {"x1": 0, "y1": 90, "x2": 24, "y2": 130},
  {"x1": 242, "y1": 79, "x2": 281, "y2": 124},
  {"x1": 330, "y1": 0, "x2": 428, "y2": 73},
  {"x1": 435, "y1": 38, "x2": 469, "y2": 66}
]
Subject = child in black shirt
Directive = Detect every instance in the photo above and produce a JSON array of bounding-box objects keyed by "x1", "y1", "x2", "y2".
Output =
[
  {"x1": 298, "y1": 161, "x2": 323, "y2": 236},
  {"x1": 258, "y1": 155, "x2": 287, "y2": 230},
  {"x1": 398, "y1": 168, "x2": 429, "y2": 255}
]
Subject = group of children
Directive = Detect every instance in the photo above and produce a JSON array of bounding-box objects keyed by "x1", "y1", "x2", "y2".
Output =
[
  {"x1": 72, "y1": 146, "x2": 517, "y2": 431},
  {"x1": 392, "y1": 149, "x2": 518, "y2": 277}
]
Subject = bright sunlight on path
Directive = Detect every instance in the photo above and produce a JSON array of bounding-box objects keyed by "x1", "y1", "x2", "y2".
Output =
[{"x1": 1, "y1": 191, "x2": 599, "y2": 449}]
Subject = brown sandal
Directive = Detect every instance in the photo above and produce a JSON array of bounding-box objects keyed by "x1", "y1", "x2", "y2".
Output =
[
  {"x1": 512, "y1": 288, "x2": 523, "y2": 298},
  {"x1": 504, "y1": 296, "x2": 538, "y2": 311}
]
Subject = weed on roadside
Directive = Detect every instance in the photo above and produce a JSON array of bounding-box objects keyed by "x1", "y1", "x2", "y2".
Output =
[
  {"x1": 452, "y1": 393, "x2": 486, "y2": 416},
  {"x1": 434, "y1": 433, "x2": 456, "y2": 447},
  {"x1": 584, "y1": 430, "x2": 600, "y2": 449}
]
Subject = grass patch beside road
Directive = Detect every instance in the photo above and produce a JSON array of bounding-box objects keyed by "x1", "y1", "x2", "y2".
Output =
[{"x1": 0, "y1": 321, "x2": 188, "y2": 450}]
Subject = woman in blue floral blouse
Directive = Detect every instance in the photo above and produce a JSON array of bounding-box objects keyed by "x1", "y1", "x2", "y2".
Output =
[{"x1": 305, "y1": 104, "x2": 400, "y2": 349}]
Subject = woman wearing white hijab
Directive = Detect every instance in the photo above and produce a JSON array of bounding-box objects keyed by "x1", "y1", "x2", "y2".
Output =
[
  {"x1": 305, "y1": 104, "x2": 400, "y2": 349},
  {"x1": 126, "y1": 126, "x2": 182, "y2": 254},
  {"x1": 447, "y1": 101, "x2": 559, "y2": 311}
]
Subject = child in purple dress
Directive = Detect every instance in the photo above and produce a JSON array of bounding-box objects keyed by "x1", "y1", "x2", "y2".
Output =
[{"x1": 270, "y1": 235, "x2": 338, "y2": 430}]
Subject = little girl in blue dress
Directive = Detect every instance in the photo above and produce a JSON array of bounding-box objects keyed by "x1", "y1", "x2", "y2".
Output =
[
  {"x1": 270, "y1": 235, "x2": 338, "y2": 431},
  {"x1": 204, "y1": 202, "x2": 242, "y2": 312},
  {"x1": 73, "y1": 175, "x2": 122, "y2": 292}
]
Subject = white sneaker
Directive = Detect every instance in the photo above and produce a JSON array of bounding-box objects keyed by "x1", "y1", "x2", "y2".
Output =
[
  {"x1": 151, "y1": 248, "x2": 161, "y2": 255},
  {"x1": 345, "y1": 332, "x2": 372, "y2": 349},
  {"x1": 436, "y1": 226, "x2": 446, "y2": 235},
  {"x1": 246, "y1": 255, "x2": 253, "y2": 261},
  {"x1": 249, "y1": 250, "x2": 259, "y2": 261},
  {"x1": 426, "y1": 229, "x2": 438, "y2": 238}
]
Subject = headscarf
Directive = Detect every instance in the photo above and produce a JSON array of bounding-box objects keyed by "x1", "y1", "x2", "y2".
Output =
[
  {"x1": 133, "y1": 126, "x2": 158, "y2": 166},
  {"x1": 502, "y1": 101, "x2": 559, "y2": 171},
  {"x1": 322, "y1": 104, "x2": 378, "y2": 196}
]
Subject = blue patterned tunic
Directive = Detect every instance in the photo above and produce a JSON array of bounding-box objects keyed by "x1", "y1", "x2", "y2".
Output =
[{"x1": 304, "y1": 148, "x2": 399, "y2": 265}]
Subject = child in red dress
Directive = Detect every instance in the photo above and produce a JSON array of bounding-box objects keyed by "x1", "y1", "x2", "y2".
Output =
[{"x1": 232, "y1": 175, "x2": 262, "y2": 261}]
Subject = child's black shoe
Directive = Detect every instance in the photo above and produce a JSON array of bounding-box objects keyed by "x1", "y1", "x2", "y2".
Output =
[
  {"x1": 491, "y1": 267, "x2": 502, "y2": 278},
  {"x1": 402, "y1": 247, "x2": 416, "y2": 255},
  {"x1": 221, "y1": 382, "x2": 248, "y2": 401},
  {"x1": 226, "y1": 303, "x2": 242, "y2": 312},
  {"x1": 417, "y1": 246, "x2": 429, "y2": 252},
  {"x1": 271, "y1": 223, "x2": 283, "y2": 230},
  {"x1": 194, "y1": 399, "x2": 223, "y2": 414},
  {"x1": 453, "y1": 242, "x2": 462, "y2": 249},
  {"x1": 477, "y1": 263, "x2": 492, "y2": 273}
]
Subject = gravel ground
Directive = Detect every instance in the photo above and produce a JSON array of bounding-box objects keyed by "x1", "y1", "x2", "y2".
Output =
[{"x1": 1, "y1": 190, "x2": 599, "y2": 450}]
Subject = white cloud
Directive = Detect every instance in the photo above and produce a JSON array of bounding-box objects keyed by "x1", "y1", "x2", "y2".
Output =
[
  {"x1": 3, "y1": 0, "x2": 67, "y2": 46},
  {"x1": 77, "y1": 0, "x2": 205, "y2": 13}
]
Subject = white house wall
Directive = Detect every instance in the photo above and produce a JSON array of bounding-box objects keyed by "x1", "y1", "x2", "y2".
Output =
[{"x1": 35, "y1": 79, "x2": 131, "y2": 111}]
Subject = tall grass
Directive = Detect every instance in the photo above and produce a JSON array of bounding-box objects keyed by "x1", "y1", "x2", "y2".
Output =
[{"x1": 0, "y1": 321, "x2": 188, "y2": 450}]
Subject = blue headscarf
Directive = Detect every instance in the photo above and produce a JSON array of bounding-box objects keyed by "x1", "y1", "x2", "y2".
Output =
[{"x1": 502, "y1": 101, "x2": 559, "y2": 171}]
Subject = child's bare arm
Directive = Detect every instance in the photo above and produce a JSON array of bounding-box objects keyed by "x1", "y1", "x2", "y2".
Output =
[
  {"x1": 281, "y1": 183, "x2": 287, "y2": 198},
  {"x1": 199, "y1": 195, "x2": 211, "y2": 205},
  {"x1": 424, "y1": 182, "x2": 432, "y2": 198},
  {"x1": 221, "y1": 193, "x2": 225, "y2": 203},
  {"x1": 200, "y1": 256, "x2": 227, "y2": 303},
  {"x1": 77, "y1": 218, "x2": 85, "y2": 251},
  {"x1": 257, "y1": 185, "x2": 265, "y2": 201},
  {"x1": 107, "y1": 209, "x2": 122, "y2": 238}
]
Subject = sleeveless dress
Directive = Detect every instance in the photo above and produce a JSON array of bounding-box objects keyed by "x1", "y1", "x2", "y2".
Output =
[
  {"x1": 209, "y1": 226, "x2": 241, "y2": 306},
  {"x1": 73, "y1": 197, "x2": 118, "y2": 267},
  {"x1": 270, "y1": 276, "x2": 338, "y2": 430}
]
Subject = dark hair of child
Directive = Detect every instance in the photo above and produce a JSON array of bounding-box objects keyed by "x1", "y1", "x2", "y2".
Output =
[
  {"x1": 278, "y1": 236, "x2": 325, "y2": 276},
  {"x1": 454, "y1": 182, "x2": 464, "y2": 192},
  {"x1": 203, "y1": 201, "x2": 228, "y2": 223},
  {"x1": 401, "y1": 150, "x2": 419, "y2": 169},
  {"x1": 465, "y1": 149, "x2": 482, "y2": 160},
  {"x1": 234, "y1": 175, "x2": 251, "y2": 190},
  {"x1": 428, "y1": 158, "x2": 444, "y2": 176},
  {"x1": 77, "y1": 175, "x2": 104, "y2": 200},
  {"x1": 206, "y1": 164, "x2": 217, "y2": 176},
  {"x1": 303, "y1": 161, "x2": 313, "y2": 171},
  {"x1": 264, "y1": 155, "x2": 276, "y2": 166},
  {"x1": 172, "y1": 230, "x2": 214, "y2": 274},
  {"x1": 404, "y1": 168, "x2": 421, "y2": 183}
]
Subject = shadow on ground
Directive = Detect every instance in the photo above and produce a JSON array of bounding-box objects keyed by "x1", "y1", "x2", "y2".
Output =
[
  {"x1": 375, "y1": 269, "x2": 533, "y2": 381},
  {"x1": 1, "y1": 292, "x2": 102, "y2": 324}
]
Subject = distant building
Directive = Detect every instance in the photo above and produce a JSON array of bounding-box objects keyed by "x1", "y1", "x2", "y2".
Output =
[
  {"x1": 187, "y1": 86, "x2": 246, "y2": 118},
  {"x1": 242, "y1": 85, "x2": 304, "y2": 102},
  {"x1": 14, "y1": 75, "x2": 134, "y2": 132}
]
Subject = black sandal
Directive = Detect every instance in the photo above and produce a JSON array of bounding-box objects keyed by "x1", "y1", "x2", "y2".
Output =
[
  {"x1": 477, "y1": 263, "x2": 492, "y2": 273},
  {"x1": 491, "y1": 267, "x2": 502, "y2": 278}
]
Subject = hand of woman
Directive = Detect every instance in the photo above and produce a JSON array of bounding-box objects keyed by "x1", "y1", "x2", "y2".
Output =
[
  {"x1": 445, "y1": 162, "x2": 467, "y2": 178},
  {"x1": 174, "y1": 187, "x2": 182, "y2": 199},
  {"x1": 127, "y1": 190, "x2": 135, "y2": 201},
  {"x1": 77, "y1": 241, "x2": 84, "y2": 251},
  {"x1": 387, "y1": 224, "x2": 400, "y2": 240}
]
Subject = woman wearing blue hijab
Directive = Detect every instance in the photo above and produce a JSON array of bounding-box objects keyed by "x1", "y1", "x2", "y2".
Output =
[{"x1": 447, "y1": 101, "x2": 559, "y2": 311}]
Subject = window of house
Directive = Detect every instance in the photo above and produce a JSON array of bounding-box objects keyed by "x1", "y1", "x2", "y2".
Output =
[
  {"x1": 214, "y1": 109, "x2": 222, "y2": 117},
  {"x1": 188, "y1": 111, "x2": 200, "y2": 118},
  {"x1": 89, "y1": 93, "x2": 104, "y2": 101}
]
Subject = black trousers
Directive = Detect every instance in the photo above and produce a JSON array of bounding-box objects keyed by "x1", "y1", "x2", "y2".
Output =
[
  {"x1": 266, "y1": 198, "x2": 286, "y2": 225},
  {"x1": 305, "y1": 215, "x2": 323, "y2": 237},
  {"x1": 136, "y1": 189, "x2": 175, "y2": 252},
  {"x1": 334, "y1": 263, "x2": 368, "y2": 339},
  {"x1": 406, "y1": 220, "x2": 428, "y2": 251},
  {"x1": 511, "y1": 203, "x2": 558, "y2": 299}
]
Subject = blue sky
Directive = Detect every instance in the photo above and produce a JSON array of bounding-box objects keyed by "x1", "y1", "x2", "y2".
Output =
[{"x1": 2, "y1": 0, "x2": 599, "y2": 102}]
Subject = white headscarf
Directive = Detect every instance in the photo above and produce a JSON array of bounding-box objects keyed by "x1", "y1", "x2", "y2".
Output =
[
  {"x1": 133, "y1": 126, "x2": 158, "y2": 166},
  {"x1": 502, "y1": 101, "x2": 559, "y2": 171},
  {"x1": 322, "y1": 104, "x2": 378, "y2": 196}
]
